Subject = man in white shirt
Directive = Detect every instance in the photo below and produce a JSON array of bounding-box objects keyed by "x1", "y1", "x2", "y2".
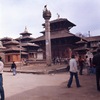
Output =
[
  {"x1": 67, "y1": 55, "x2": 81, "y2": 88},
  {"x1": 0, "y1": 57, "x2": 5, "y2": 100}
]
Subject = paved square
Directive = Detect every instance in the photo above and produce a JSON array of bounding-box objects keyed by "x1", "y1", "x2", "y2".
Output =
[{"x1": 3, "y1": 72, "x2": 100, "y2": 100}]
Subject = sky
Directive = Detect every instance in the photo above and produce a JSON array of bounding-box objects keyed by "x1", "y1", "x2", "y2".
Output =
[{"x1": 0, "y1": 0, "x2": 100, "y2": 39}]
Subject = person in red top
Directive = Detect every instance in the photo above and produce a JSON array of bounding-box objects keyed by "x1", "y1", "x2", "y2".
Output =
[{"x1": 78, "y1": 56, "x2": 84, "y2": 75}]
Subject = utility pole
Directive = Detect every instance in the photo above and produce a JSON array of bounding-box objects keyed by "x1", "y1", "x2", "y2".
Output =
[{"x1": 43, "y1": 5, "x2": 52, "y2": 66}]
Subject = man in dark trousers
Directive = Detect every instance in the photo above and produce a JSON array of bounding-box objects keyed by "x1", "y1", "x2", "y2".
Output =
[
  {"x1": 0, "y1": 57, "x2": 5, "y2": 100},
  {"x1": 92, "y1": 48, "x2": 100, "y2": 91},
  {"x1": 67, "y1": 55, "x2": 81, "y2": 88},
  {"x1": 11, "y1": 61, "x2": 17, "y2": 76}
]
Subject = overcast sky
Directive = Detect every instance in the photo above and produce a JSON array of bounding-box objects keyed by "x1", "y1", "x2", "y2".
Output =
[{"x1": 0, "y1": 0, "x2": 100, "y2": 39}]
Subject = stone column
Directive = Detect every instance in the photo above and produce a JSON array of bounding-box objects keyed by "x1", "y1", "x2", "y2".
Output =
[{"x1": 43, "y1": 5, "x2": 52, "y2": 66}]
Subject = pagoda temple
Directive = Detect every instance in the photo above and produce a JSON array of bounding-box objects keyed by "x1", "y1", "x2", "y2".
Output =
[
  {"x1": 16, "y1": 27, "x2": 40, "y2": 62},
  {"x1": 0, "y1": 37, "x2": 21, "y2": 63},
  {"x1": 31, "y1": 18, "x2": 82, "y2": 60}
]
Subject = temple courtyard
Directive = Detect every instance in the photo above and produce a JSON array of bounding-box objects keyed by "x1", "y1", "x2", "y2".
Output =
[{"x1": 3, "y1": 71, "x2": 100, "y2": 100}]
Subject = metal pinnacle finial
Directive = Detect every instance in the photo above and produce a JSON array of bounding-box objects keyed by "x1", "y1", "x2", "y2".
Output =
[
  {"x1": 24, "y1": 26, "x2": 28, "y2": 32},
  {"x1": 57, "y1": 13, "x2": 60, "y2": 19}
]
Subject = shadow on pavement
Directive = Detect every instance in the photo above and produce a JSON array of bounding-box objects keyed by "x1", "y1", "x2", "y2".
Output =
[{"x1": 6, "y1": 75, "x2": 100, "y2": 100}]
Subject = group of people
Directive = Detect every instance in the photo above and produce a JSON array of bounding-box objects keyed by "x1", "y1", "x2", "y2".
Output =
[
  {"x1": 78, "y1": 55, "x2": 95, "y2": 75},
  {"x1": 52, "y1": 57, "x2": 61, "y2": 65},
  {"x1": 0, "y1": 49, "x2": 100, "y2": 99},
  {"x1": 67, "y1": 48, "x2": 100, "y2": 92}
]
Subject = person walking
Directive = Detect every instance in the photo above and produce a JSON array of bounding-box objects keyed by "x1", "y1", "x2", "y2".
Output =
[
  {"x1": 67, "y1": 55, "x2": 81, "y2": 88},
  {"x1": 11, "y1": 61, "x2": 17, "y2": 76},
  {"x1": 0, "y1": 57, "x2": 5, "y2": 100},
  {"x1": 92, "y1": 48, "x2": 100, "y2": 91},
  {"x1": 78, "y1": 55, "x2": 84, "y2": 75}
]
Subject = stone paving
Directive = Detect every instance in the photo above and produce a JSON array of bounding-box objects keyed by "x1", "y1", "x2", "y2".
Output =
[{"x1": 3, "y1": 71, "x2": 100, "y2": 100}]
